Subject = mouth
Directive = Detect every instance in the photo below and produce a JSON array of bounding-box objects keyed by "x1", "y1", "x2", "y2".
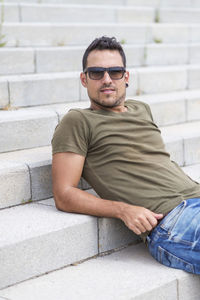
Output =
[{"x1": 100, "y1": 88, "x2": 115, "y2": 94}]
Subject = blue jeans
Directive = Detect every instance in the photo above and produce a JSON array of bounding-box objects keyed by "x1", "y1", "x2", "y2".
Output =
[{"x1": 147, "y1": 198, "x2": 200, "y2": 274}]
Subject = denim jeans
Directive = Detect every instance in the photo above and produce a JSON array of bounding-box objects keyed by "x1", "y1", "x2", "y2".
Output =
[{"x1": 147, "y1": 198, "x2": 200, "y2": 274}]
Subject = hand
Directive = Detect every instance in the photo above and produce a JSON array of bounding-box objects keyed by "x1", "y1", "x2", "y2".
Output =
[{"x1": 119, "y1": 204, "x2": 163, "y2": 235}]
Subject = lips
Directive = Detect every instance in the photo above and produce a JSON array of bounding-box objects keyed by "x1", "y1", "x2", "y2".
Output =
[{"x1": 100, "y1": 88, "x2": 115, "y2": 94}]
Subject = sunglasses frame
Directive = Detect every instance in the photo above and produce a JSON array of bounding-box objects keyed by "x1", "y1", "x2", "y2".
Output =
[{"x1": 84, "y1": 66, "x2": 126, "y2": 80}]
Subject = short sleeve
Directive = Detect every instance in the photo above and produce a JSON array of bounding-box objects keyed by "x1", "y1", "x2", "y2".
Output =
[
  {"x1": 143, "y1": 102, "x2": 154, "y2": 122},
  {"x1": 51, "y1": 109, "x2": 90, "y2": 157}
]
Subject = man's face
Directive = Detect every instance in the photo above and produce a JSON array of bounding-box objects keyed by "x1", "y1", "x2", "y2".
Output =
[{"x1": 80, "y1": 50, "x2": 129, "y2": 110}]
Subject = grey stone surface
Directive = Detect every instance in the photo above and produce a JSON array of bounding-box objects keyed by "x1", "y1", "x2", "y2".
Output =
[
  {"x1": 0, "y1": 108, "x2": 58, "y2": 152},
  {"x1": 188, "y1": 65, "x2": 200, "y2": 89},
  {"x1": 160, "y1": 8, "x2": 200, "y2": 23},
  {"x1": 20, "y1": 4, "x2": 116, "y2": 23},
  {"x1": 36, "y1": 46, "x2": 83, "y2": 73},
  {"x1": 0, "y1": 204, "x2": 98, "y2": 289},
  {"x1": 1, "y1": 23, "x2": 147, "y2": 47},
  {"x1": 0, "y1": 48, "x2": 34, "y2": 75},
  {"x1": 1, "y1": 243, "x2": 199, "y2": 300},
  {"x1": 189, "y1": 43, "x2": 200, "y2": 64},
  {"x1": 186, "y1": 89, "x2": 200, "y2": 121},
  {"x1": 117, "y1": 7, "x2": 155, "y2": 23},
  {"x1": 0, "y1": 3, "x2": 19, "y2": 22},
  {"x1": 161, "y1": 121, "x2": 200, "y2": 166},
  {"x1": 0, "y1": 80, "x2": 9, "y2": 109},
  {"x1": 0, "y1": 146, "x2": 52, "y2": 203},
  {"x1": 145, "y1": 44, "x2": 188, "y2": 66},
  {"x1": 98, "y1": 217, "x2": 140, "y2": 252},
  {"x1": 8, "y1": 72, "x2": 79, "y2": 107},
  {"x1": 183, "y1": 164, "x2": 200, "y2": 183},
  {"x1": 190, "y1": 25, "x2": 200, "y2": 42},
  {"x1": 160, "y1": 0, "x2": 191, "y2": 7},
  {"x1": 0, "y1": 161, "x2": 31, "y2": 209},
  {"x1": 150, "y1": 24, "x2": 189, "y2": 44},
  {"x1": 138, "y1": 66, "x2": 187, "y2": 94}
]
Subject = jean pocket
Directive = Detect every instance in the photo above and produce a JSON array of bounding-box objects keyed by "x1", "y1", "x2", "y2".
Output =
[
  {"x1": 158, "y1": 246, "x2": 194, "y2": 274},
  {"x1": 160, "y1": 200, "x2": 186, "y2": 234}
]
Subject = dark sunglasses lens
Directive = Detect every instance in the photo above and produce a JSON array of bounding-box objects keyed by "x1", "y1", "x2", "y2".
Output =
[
  {"x1": 109, "y1": 69, "x2": 124, "y2": 79},
  {"x1": 89, "y1": 69, "x2": 104, "y2": 80},
  {"x1": 87, "y1": 67, "x2": 125, "y2": 80}
]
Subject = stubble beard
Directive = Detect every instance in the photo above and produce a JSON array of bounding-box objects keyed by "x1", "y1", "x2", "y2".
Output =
[{"x1": 89, "y1": 89, "x2": 126, "y2": 109}]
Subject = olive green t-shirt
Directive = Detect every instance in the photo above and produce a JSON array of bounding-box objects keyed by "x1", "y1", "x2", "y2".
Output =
[{"x1": 52, "y1": 100, "x2": 200, "y2": 239}]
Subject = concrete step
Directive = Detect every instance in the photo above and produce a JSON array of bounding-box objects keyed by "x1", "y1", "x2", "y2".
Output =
[
  {"x1": 1, "y1": 43, "x2": 200, "y2": 75},
  {"x1": 1, "y1": 65, "x2": 200, "y2": 108},
  {"x1": 1, "y1": 22, "x2": 200, "y2": 47},
  {"x1": 1, "y1": 243, "x2": 200, "y2": 299},
  {"x1": 0, "y1": 120, "x2": 199, "y2": 209},
  {"x1": 0, "y1": 198, "x2": 139, "y2": 289},
  {"x1": 159, "y1": 8, "x2": 200, "y2": 23},
  {"x1": 0, "y1": 3, "x2": 155, "y2": 23},
  {"x1": 2, "y1": 4, "x2": 200, "y2": 24},
  {"x1": 3, "y1": 0, "x2": 200, "y2": 8}
]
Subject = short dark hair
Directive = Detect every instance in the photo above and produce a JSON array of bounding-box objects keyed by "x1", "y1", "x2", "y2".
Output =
[{"x1": 82, "y1": 36, "x2": 126, "y2": 71}]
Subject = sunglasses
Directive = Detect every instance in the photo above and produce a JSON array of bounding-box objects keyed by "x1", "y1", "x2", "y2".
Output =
[{"x1": 84, "y1": 66, "x2": 126, "y2": 80}]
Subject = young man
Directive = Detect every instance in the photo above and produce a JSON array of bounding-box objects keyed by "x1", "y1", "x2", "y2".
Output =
[{"x1": 52, "y1": 36, "x2": 200, "y2": 274}]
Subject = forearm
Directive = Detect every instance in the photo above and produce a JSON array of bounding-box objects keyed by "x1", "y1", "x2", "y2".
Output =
[{"x1": 54, "y1": 186, "x2": 125, "y2": 219}]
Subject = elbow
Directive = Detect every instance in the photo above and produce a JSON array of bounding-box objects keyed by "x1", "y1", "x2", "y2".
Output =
[{"x1": 53, "y1": 189, "x2": 72, "y2": 212}]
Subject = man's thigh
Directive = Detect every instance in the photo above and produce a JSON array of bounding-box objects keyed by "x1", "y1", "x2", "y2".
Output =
[{"x1": 147, "y1": 197, "x2": 200, "y2": 274}]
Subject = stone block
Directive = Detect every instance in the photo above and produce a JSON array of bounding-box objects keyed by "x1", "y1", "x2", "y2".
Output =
[
  {"x1": 117, "y1": 7, "x2": 155, "y2": 23},
  {"x1": 0, "y1": 80, "x2": 9, "y2": 109},
  {"x1": 0, "y1": 204, "x2": 98, "y2": 289},
  {"x1": 149, "y1": 24, "x2": 189, "y2": 44},
  {"x1": 188, "y1": 65, "x2": 200, "y2": 90},
  {"x1": 160, "y1": 0, "x2": 191, "y2": 6},
  {"x1": 182, "y1": 164, "x2": 200, "y2": 183},
  {"x1": 0, "y1": 162, "x2": 31, "y2": 209},
  {"x1": 0, "y1": 109, "x2": 58, "y2": 152},
  {"x1": 138, "y1": 66, "x2": 187, "y2": 94},
  {"x1": 145, "y1": 44, "x2": 188, "y2": 66},
  {"x1": 36, "y1": 46, "x2": 83, "y2": 73},
  {"x1": 0, "y1": 146, "x2": 53, "y2": 202},
  {"x1": 177, "y1": 273, "x2": 200, "y2": 300},
  {"x1": 126, "y1": 0, "x2": 160, "y2": 6},
  {"x1": 0, "y1": 3, "x2": 19, "y2": 22},
  {"x1": 9, "y1": 72, "x2": 79, "y2": 107},
  {"x1": 126, "y1": 69, "x2": 138, "y2": 97},
  {"x1": 192, "y1": 0, "x2": 200, "y2": 7},
  {"x1": 0, "y1": 244, "x2": 184, "y2": 300},
  {"x1": 2, "y1": 23, "x2": 147, "y2": 47},
  {"x1": 149, "y1": 97, "x2": 186, "y2": 126},
  {"x1": 30, "y1": 160, "x2": 52, "y2": 201},
  {"x1": 184, "y1": 136, "x2": 200, "y2": 165},
  {"x1": 0, "y1": 48, "x2": 35, "y2": 75},
  {"x1": 159, "y1": 8, "x2": 200, "y2": 23},
  {"x1": 124, "y1": 45, "x2": 145, "y2": 67},
  {"x1": 98, "y1": 218, "x2": 140, "y2": 253},
  {"x1": 21, "y1": 4, "x2": 116, "y2": 23},
  {"x1": 186, "y1": 90, "x2": 200, "y2": 121},
  {"x1": 190, "y1": 25, "x2": 200, "y2": 42},
  {"x1": 189, "y1": 44, "x2": 200, "y2": 64},
  {"x1": 164, "y1": 139, "x2": 184, "y2": 167}
]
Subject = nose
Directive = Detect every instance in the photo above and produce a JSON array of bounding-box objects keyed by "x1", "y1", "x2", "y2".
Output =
[{"x1": 102, "y1": 71, "x2": 112, "y2": 84}]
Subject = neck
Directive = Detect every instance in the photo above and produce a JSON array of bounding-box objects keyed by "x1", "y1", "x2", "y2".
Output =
[{"x1": 90, "y1": 98, "x2": 127, "y2": 113}]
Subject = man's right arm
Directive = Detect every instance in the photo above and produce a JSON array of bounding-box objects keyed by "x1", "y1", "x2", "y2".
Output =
[{"x1": 52, "y1": 152, "x2": 163, "y2": 235}]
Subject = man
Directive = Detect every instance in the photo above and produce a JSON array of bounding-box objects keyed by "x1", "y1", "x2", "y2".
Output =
[{"x1": 52, "y1": 36, "x2": 200, "y2": 274}]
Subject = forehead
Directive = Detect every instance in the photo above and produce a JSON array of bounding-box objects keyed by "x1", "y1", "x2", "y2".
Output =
[{"x1": 86, "y1": 50, "x2": 123, "y2": 68}]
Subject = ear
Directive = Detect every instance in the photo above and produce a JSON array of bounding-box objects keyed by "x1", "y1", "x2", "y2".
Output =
[
  {"x1": 125, "y1": 71, "x2": 129, "y2": 85},
  {"x1": 80, "y1": 72, "x2": 87, "y2": 87}
]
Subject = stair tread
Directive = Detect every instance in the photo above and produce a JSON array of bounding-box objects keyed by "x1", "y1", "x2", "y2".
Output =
[{"x1": 0, "y1": 243, "x2": 199, "y2": 300}]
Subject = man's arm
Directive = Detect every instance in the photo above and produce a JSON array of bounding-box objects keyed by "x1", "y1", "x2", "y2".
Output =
[{"x1": 52, "y1": 152, "x2": 163, "y2": 235}]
